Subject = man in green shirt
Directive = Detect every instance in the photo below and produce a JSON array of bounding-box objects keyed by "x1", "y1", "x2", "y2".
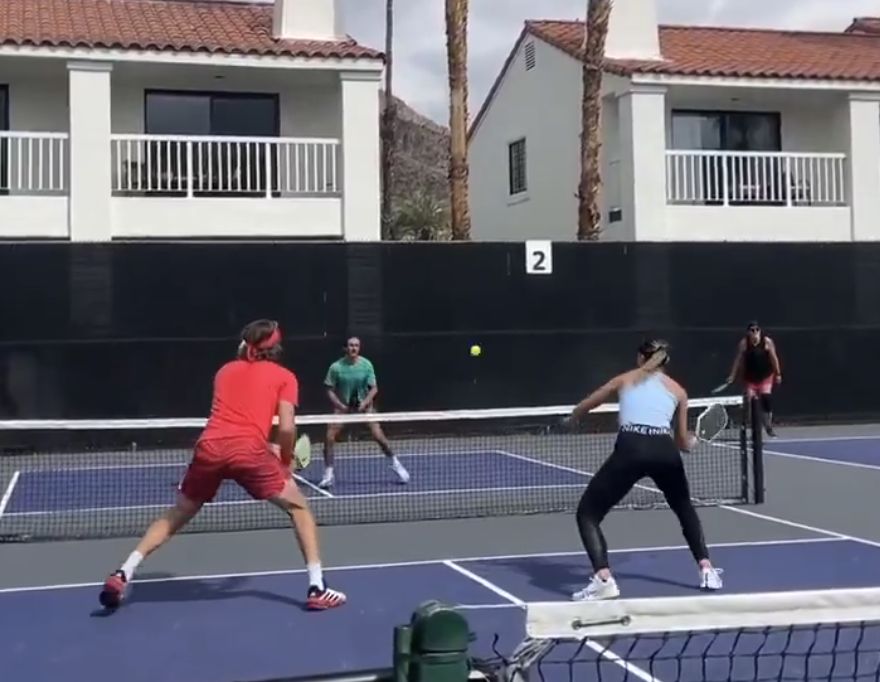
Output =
[{"x1": 319, "y1": 336, "x2": 410, "y2": 489}]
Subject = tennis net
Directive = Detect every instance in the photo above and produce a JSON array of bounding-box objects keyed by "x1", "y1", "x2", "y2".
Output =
[
  {"x1": 474, "y1": 587, "x2": 880, "y2": 681},
  {"x1": 0, "y1": 395, "x2": 755, "y2": 542}
]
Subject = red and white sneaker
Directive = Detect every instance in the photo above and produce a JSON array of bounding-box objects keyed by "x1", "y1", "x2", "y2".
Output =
[
  {"x1": 99, "y1": 570, "x2": 128, "y2": 609},
  {"x1": 306, "y1": 584, "x2": 346, "y2": 611}
]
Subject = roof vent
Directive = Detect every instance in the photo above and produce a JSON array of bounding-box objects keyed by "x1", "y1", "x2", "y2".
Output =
[{"x1": 524, "y1": 41, "x2": 536, "y2": 70}]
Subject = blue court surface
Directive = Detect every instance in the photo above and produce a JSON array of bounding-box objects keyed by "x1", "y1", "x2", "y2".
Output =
[
  {"x1": 4, "y1": 450, "x2": 584, "y2": 515},
  {"x1": 3, "y1": 536, "x2": 880, "y2": 682},
  {"x1": 765, "y1": 435, "x2": 880, "y2": 468}
]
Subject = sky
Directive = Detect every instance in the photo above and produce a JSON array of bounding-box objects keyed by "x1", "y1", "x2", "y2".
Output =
[{"x1": 335, "y1": 0, "x2": 880, "y2": 125}]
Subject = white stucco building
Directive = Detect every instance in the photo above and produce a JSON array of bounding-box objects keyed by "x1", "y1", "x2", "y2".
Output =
[
  {"x1": 0, "y1": 0, "x2": 383, "y2": 241},
  {"x1": 469, "y1": 2, "x2": 880, "y2": 242}
]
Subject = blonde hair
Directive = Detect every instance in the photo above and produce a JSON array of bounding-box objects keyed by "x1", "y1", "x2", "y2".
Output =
[
  {"x1": 640, "y1": 348, "x2": 668, "y2": 372},
  {"x1": 634, "y1": 339, "x2": 670, "y2": 380}
]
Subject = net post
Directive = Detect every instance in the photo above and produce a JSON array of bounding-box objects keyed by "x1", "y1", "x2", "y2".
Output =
[
  {"x1": 749, "y1": 395, "x2": 765, "y2": 504},
  {"x1": 738, "y1": 394, "x2": 749, "y2": 502}
]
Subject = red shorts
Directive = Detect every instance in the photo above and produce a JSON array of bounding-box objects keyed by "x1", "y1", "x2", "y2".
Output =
[
  {"x1": 179, "y1": 437, "x2": 291, "y2": 504},
  {"x1": 745, "y1": 376, "x2": 774, "y2": 398}
]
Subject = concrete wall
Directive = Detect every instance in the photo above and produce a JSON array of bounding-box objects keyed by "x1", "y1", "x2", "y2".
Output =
[
  {"x1": 112, "y1": 197, "x2": 342, "y2": 238},
  {"x1": 665, "y1": 206, "x2": 852, "y2": 241}
]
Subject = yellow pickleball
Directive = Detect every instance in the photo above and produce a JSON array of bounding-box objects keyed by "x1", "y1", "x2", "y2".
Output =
[{"x1": 470, "y1": 344, "x2": 482, "y2": 357}]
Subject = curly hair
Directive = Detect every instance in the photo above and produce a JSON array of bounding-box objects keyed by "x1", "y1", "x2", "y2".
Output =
[{"x1": 236, "y1": 319, "x2": 283, "y2": 363}]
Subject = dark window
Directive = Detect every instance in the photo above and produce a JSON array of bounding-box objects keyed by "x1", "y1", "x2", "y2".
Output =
[
  {"x1": 0, "y1": 85, "x2": 7, "y2": 194},
  {"x1": 508, "y1": 138, "x2": 527, "y2": 195},
  {"x1": 0, "y1": 85, "x2": 7, "y2": 130},
  {"x1": 671, "y1": 110, "x2": 783, "y2": 205},
  {"x1": 671, "y1": 112, "x2": 722, "y2": 151},
  {"x1": 144, "y1": 93, "x2": 210, "y2": 136},
  {"x1": 143, "y1": 91, "x2": 279, "y2": 195},
  {"x1": 671, "y1": 110, "x2": 781, "y2": 152},
  {"x1": 144, "y1": 91, "x2": 278, "y2": 137},
  {"x1": 211, "y1": 95, "x2": 278, "y2": 137}
]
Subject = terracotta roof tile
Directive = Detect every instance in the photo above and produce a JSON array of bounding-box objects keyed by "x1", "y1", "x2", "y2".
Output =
[
  {"x1": 0, "y1": 0, "x2": 383, "y2": 60},
  {"x1": 528, "y1": 20, "x2": 880, "y2": 82}
]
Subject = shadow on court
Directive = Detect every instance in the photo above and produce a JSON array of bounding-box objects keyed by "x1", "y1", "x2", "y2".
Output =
[
  {"x1": 474, "y1": 556, "x2": 700, "y2": 599},
  {"x1": 96, "y1": 573, "x2": 309, "y2": 613}
]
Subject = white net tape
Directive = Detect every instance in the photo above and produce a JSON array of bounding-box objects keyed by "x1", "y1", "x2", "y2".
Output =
[{"x1": 526, "y1": 587, "x2": 880, "y2": 640}]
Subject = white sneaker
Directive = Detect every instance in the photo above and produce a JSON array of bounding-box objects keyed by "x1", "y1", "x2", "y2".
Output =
[
  {"x1": 319, "y1": 471, "x2": 335, "y2": 489},
  {"x1": 700, "y1": 566, "x2": 724, "y2": 591},
  {"x1": 572, "y1": 574, "x2": 620, "y2": 601},
  {"x1": 391, "y1": 458, "x2": 410, "y2": 484}
]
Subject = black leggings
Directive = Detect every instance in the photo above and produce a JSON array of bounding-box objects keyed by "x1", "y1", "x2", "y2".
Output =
[{"x1": 576, "y1": 430, "x2": 709, "y2": 571}]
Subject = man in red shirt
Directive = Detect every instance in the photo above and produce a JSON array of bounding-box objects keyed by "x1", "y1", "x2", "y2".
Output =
[{"x1": 98, "y1": 319, "x2": 345, "y2": 611}]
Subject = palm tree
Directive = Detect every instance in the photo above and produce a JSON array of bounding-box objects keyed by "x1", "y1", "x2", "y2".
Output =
[
  {"x1": 445, "y1": 0, "x2": 471, "y2": 240},
  {"x1": 390, "y1": 190, "x2": 451, "y2": 241},
  {"x1": 380, "y1": 0, "x2": 396, "y2": 239},
  {"x1": 577, "y1": 0, "x2": 612, "y2": 240}
]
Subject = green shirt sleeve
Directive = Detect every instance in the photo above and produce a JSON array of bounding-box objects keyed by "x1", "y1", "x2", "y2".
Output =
[
  {"x1": 365, "y1": 359, "x2": 377, "y2": 388},
  {"x1": 324, "y1": 362, "x2": 337, "y2": 388}
]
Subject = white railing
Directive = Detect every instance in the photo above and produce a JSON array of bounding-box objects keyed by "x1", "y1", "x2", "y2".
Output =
[
  {"x1": 0, "y1": 132, "x2": 69, "y2": 194},
  {"x1": 111, "y1": 135, "x2": 340, "y2": 197},
  {"x1": 666, "y1": 151, "x2": 847, "y2": 207}
]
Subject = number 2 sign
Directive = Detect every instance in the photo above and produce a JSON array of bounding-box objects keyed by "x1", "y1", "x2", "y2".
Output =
[{"x1": 525, "y1": 240, "x2": 553, "y2": 275}]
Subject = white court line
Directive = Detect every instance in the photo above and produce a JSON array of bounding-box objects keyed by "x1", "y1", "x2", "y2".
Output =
[
  {"x1": 585, "y1": 644, "x2": 664, "y2": 682},
  {"x1": 719, "y1": 505, "x2": 880, "y2": 549},
  {"x1": 29, "y1": 461, "x2": 191, "y2": 473},
  {"x1": 2, "y1": 497, "x2": 271, "y2": 518},
  {"x1": 454, "y1": 603, "x2": 521, "y2": 611},
  {"x1": 715, "y1": 440, "x2": 880, "y2": 475},
  {"x1": 647, "y1": 476, "x2": 880, "y2": 551},
  {"x1": 501, "y1": 447, "x2": 880, "y2": 551},
  {"x1": 443, "y1": 560, "x2": 525, "y2": 606},
  {"x1": 25, "y1": 450, "x2": 510, "y2": 474},
  {"x1": 762, "y1": 447, "x2": 880, "y2": 473},
  {"x1": 771, "y1": 435, "x2": 880, "y2": 444},
  {"x1": 0, "y1": 536, "x2": 845, "y2": 595},
  {"x1": 15, "y1": 449, "x2": 867, "y2": 568},
  {"x1": 496, "y1": 450, "x2": 697, "y2": 503},
  {"x1": 442, "y1": 561, "x2": 663, "y2": 682},
  {"x1": 495, "y1": 449, "x2": 608, "y2": 481},
  {"x1": 6, "y1": 449, "x2": 579, "y2": 515},
  {"x1": 0, "y1": 470, "x2": 21, "y2": 520},
  {"x1": 1, "y1": 482, "x2": 587, "y2": 518},
  {"x1": 306, "y1": 482, "x2": 585, "y2": 500},
  {"x1": 293, "y1": 474, "x2": 334, "y2": 498}
]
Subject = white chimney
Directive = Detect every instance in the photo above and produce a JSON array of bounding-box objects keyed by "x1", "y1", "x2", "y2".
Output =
[
  {"x1": 273, "y1": 0, "x2": 342, "y2": 41},
  {"x1": 605, "y1": 0, "x2": 661, "y2": 60}
]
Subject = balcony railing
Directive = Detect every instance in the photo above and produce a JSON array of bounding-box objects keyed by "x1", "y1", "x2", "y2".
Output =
[
  {"x1": 0, "y1": 131, "x2": 69, "y2": 195},
  {"x1": 111, "y1": 135, "x2": 340, "y2": 197},
  {"x1": 666, "y1": 150, "x2": 847, "y2": 207}
]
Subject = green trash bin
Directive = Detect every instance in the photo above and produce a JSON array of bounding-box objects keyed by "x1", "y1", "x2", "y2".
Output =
[{"x1": 394, "y1": 600, "x2": 472, "y2": 682}]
